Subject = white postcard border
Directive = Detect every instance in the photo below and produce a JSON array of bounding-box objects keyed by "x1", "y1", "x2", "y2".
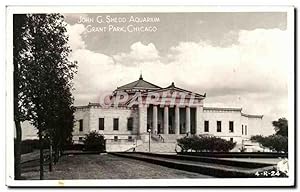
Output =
[{"x1": 5, "y1": 5, "x2": 295, "y2": 187}]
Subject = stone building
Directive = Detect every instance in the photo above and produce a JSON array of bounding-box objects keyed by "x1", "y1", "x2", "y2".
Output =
[{"x1": 73, "y1": 75, "x2": 263, "y2": 152}]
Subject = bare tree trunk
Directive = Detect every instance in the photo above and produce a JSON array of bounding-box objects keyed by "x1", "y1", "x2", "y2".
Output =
[
  {"x1": 13, "y1": 14, "x2": 24, "y2": 180},
  {"x1": 59, "y1": 142, "x2": 63, "y2": 160},
  {"x1": 39, "y1": 130, "x2": 44, "y2": 180},
  {"x1": 14, "y1": 120, "x2": 22, "y2": 180},
  {"x1": 54, "y1": 140, "x2": 61, "y2": 164},
  {"x1": 14, "y1": 57, "x2": 22, "y2": 180},
  {"x1": 49, "y1": 140, "x2": 53, "y2": 172},
  {"x1": 54, "y1": 146, "x2": 58, "y2": 164}
]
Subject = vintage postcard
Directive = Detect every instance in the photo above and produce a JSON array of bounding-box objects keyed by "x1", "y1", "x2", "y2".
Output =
[{"x1": 6, "y1": 6, "x2": 295, "y2": 187}]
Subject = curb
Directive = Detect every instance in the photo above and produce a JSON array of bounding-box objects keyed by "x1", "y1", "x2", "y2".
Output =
[{"x1": 131, "y1": 152, "x2": 273, "y2": 168}]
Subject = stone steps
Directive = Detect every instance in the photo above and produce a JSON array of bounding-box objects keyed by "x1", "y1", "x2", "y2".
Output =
[
  {"x1": 115, "y1": 134, "x2": 184, "y2": 152},
  {"x1": 135, "y1": 142, "x2": 177, "y2": 153},
  {"x1": 133, "y1": 134, "x2": 185, "y2": 153},
  {"x1": 159, "y1": 134, "x2": 184, "y2": 142}
]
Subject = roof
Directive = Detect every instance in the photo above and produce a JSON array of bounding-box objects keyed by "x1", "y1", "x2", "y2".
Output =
[
  {"x1": 203, "y1": 107, "x2": 242, "y2": 112},
  {"x1": 143, "y1": 82, "x2": 206, "y2": 98},
  {"x1": 116, "y1": 74, "x2": 161, "y2": 91},
  {"x1": 167, "y1": 82, "x2": 206, "y2": 97}
]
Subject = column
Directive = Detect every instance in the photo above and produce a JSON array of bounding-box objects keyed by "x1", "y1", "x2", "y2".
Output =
[
  {"x1": 152, "y1": 105, "x2": 158, "y2": 134},
  {"x1": 175, "y1": 105, "x2": 180, "y2": 135},
  {"x1": 164, "y1": 106, "x2": 169, "y2": 134},
  {"x1": 139, "y1": 104, "x2": 148, "y2": 141},
  {"x1": 186, "y1": 107, "x2": 191, "y2": 134},
  {"x1": 196, "y1": 105, "x2": 203, "y2": 134}
]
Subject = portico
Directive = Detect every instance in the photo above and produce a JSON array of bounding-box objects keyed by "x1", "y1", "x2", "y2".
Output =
[
  {"x1": 142, "y1": 104, "x2": 200, "y2": 137},
  {"x1": 133, "y1": 81, "x2": 205, "y2": 140}
]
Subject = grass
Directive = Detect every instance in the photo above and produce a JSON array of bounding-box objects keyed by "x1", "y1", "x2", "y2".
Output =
[{"x1": 21, "y1": 153, "x2": 212, "y2": 180}]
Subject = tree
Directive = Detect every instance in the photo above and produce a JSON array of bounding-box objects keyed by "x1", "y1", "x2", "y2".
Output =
[
  {"x1": 250, "y1": 135, "x2": 264, "y2": 143},
  {"x1": 251, "y1": 117, "x2": 288, "y2": 153},
  {"x1": 26, "y1": 14, "x2": 77, "y2": 178},
  {"x1": 251, "y1": 134, "x2": 288, "y2": 153},
  {"x1": 272, "y1": 118, "x2": 288, "y2": 136},
  {"x1": 51, "y1": 102, "x2": 75, "y2": 164},
  {"x1": 83, "y1": 131, "x2": 105, "y2": 152},
  {"x1": 13, "y1": 14, "x2": 77, "y2": 179},
  {"x1": 13, "y1": 14, "x2": 31, "y2": 179}
]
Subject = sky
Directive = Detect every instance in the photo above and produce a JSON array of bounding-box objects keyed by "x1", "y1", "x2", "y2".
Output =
[{"x1": 63, "y1": 12, "x2": 289, "y2": 136}]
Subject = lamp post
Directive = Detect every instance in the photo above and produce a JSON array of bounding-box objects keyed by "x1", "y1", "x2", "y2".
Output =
[
  {"x1": 148, "y1": 129, "x2": 151, "y2": 152},
  {"x1": 241, "y1": 139, "x2": 245, "y2": 152}
]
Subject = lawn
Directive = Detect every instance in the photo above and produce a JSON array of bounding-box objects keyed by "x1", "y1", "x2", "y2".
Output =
[{"x1": 22, "y1": 153, "x2": 211, "y2": 180}]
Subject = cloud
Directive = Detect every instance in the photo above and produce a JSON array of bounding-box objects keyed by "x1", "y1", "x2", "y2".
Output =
[
  {"x1": 169, "y1": 28, "x2": 288, "y2": 95},
  {"x1": 113, "y1": 42, "x2": 160, "y2": 66},
  {"x1": 66, "y1": 24, "x2": 86, "y2": 51}
]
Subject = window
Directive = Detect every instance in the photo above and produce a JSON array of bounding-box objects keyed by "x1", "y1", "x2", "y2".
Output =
[
  {"x1": 204, "y1": 121, "x2": 209, "y2": 132},
  {"x1": 245, "y1": 125, "x2": 247, "y2": 135},
  {"x1": 127, "y1": 117, "x2": 133, "y2": 131},
  {"x1": 217, "y1": 121, "x2": 222, "y2": 132},
  {"x1": 113, "y1": 118, "x2": 119, "y2": 130},
  {"x1": 114, "y1": 136, "x2": 118, "y2": 141},
  {"x1": 79, "y1": 137, "x2": 83, "y2": 141},
  {"x1": 99, "y1": 118, "x2": 104, "y2": 130},
  {"x1": 242, "y1": 125, "x2": 244, "y2": 135},
  {"x1": 230, "y1": 138, "x2": 233, "y2": 142},
  {"x1": 229, "y1": 121, "x2": 234, "y2": 133},
  {"x1": 79, "y1": 119, "x2": 83, "y2": 132},
  {"x1": 128, "y1": 136, "x2": 133, "y2": 141}
]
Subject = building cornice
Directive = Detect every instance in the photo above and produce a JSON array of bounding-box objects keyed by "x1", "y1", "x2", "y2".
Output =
[
  {"x1": 203, "y1": 106, "x2": 263, "y2": 118},
  {"x1": 241, "y1": 113, "x2": 263, "y2": 119},
  {"x1": 203, "y1": 107, "x2": 242, "y2": 112}
]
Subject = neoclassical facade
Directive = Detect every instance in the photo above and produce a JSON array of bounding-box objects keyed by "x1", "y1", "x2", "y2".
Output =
[{"x1": 73, "y1": 75, "x2": 263, "y2": 152}]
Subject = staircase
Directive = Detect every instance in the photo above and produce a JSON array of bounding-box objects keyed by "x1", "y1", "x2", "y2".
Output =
[
  {"x1": 151, "y1": 134, "x2": 165, "y2": 143},
  {"x1": 125, "y1": 134, "x2": 185, "y2": 153},
  {"x1": 135, "y1": 142, "x2": 177, "y2": 153},
  {"x1": 159, "y1": 134, "x2": 182, "y2": 142},
  {"x1": 134, "y1": 134, "x2": 182, "y2": 153}
]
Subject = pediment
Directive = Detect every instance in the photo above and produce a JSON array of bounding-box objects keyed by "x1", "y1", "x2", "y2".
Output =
[
  {"x1": 124, "y1": 84, "x2": 205, "y2": 107},
  {"x1": 143, "y1": 85, "x2": 206, "y2": 99}
]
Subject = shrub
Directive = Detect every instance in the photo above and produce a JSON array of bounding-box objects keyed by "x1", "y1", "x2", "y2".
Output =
[
  {"x1": 177, "y1": 136, "x2": 195, "y2": 152},
  {"x1": 83, "y1": 131, "x2": 105, "y2": 152},
  {"x1": 177, "y1": 135, "x2": 236, "y2": 152},
  {"x1": 251, "y1": 134, "x2": 288, "y2": 153}
]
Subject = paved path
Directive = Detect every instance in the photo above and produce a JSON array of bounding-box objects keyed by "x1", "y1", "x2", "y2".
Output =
[{"x1": 23, "y1": 154, "x2": 212, "y2": 180}]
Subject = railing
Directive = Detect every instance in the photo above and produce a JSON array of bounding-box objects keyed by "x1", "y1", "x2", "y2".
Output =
[
  {"x1": 151, "y1": 134, "x2": 165, "y2": 143},
  {"x1": 158, "y1": 135, "x2": 165, "y2": 143},
  {"x1": 150, "y1": 134, "x2": 159, "y2": 142}
]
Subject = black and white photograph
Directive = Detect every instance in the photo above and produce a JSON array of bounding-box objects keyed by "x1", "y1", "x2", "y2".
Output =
[{"x1": 5, "y1": 5, "x2": 295, "y2": 187}]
